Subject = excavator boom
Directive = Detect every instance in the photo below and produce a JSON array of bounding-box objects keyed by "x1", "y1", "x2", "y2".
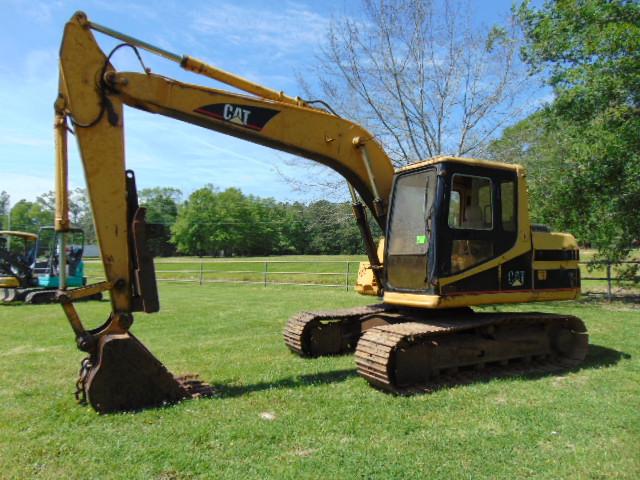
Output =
[{"x1": 55, "y1": 11, "x2": 394, "y2": 412}]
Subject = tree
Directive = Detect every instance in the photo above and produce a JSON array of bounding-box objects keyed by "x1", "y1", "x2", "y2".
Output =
[
  {"x1": 172, "y1": 185, "x2": 220, "y2": 256},
  {"x1": 170, "y1": 185, "x2": 372, "y2": 257},
  {"x1": 139, "y1": 188, "x2": 182, "y2": 225},
  {"x1": 172, "y1": 186, "x2": 261, "y2": 256},
  {"x1": 0, "y1": 191, "x2": 9, "y2": 230},
  {"x1": 488, "y1": 110, "x2": 573, "y2": 226},
  {"x1": 306, "y1": 0, "x2": 531, "y2": 166},
  {"x1": 69, "y1": 188, "x2": 97, "y2": 245},
  {"x1": 27, "y1": 189, "x2": 97, "y2": 244},
  {"x1": 8, "y1": 199, "x2": 53, "y2": 233},
  {"x1": 303, "y1": 201, "x2": 366, "y2": 255},
  {"x1": 139, "y1": 187, "x2": 182, "y2": 256},
  {"x1": 517, "y1": 0, "x2": 640, "y2": 260},
  {"x1": 272, "y1": 202, "x2": 307, "y2": 254}
]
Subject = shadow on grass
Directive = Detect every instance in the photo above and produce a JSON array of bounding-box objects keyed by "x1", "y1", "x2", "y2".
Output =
[
  {"x1": 208, "y1": 344, "x2": 629, "y2": 399},
  {"x1": 580, "y1": 293, "x2": 640, "y2": 304},
  {"x1": 82, "y1": 340, "x2": 631, "y2": 415},
  {"x1": 210, "y1": 368, "x2": 358, "y2": 398},
  {"x1": 389, "y1": 343, "x2": 631, "y2": 395},
  {"x1": 580, "y1": 344, "x2": 631, "y2": 369},
  {"x1": 94, "y1": 345, "x2": 629, "y2": 414}
]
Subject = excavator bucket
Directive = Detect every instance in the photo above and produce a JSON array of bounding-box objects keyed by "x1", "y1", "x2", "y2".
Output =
[{"x1": 80, "y1": 332, "x2": 212, "y2": 413}]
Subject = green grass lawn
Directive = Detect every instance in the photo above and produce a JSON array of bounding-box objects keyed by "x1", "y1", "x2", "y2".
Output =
[{"x1": 1, "y1": 283, "x2": 638, "y2": 479}]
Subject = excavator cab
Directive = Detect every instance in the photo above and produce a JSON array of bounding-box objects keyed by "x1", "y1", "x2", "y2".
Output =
[
  {"x1": 1, "y1": 227, "x2": 98, "y2": 304},
  {"x1": 380, "y1": 157, "x2": 580, "y2": 311},
  {"x1": 384, "y1": 159, "x2": 520, "y2": 296}
]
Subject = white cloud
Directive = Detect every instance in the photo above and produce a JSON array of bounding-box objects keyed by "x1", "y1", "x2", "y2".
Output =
[
  {"x1": 0, "y1": 130, "x2": 50, "y2": 148},
  {"x1": 6, "y1": 0, "x2": 59, "y2": 25},
  {"x1": 0, "y1": 173, "x2": 54, "y2": 203},
  {"x1": 84, "y1": 0, "x2": 161, "y2": 21},
  {"x1": 191, "y1": 2, "x2": 329, "y2": 54}
]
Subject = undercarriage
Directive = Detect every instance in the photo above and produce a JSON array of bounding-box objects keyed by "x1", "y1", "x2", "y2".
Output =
[{"x1": 284, "y1": 305, "x2": 588, "y2": 392}]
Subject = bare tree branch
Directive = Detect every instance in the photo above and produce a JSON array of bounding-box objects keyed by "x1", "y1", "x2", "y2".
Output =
[{"x1": 308, "y1": 0, "x2": 533, "y2": 165}]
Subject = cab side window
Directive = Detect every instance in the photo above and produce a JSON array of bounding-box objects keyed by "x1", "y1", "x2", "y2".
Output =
[
  {"x1": 448, "y1": 174, "x2": 494, "y2": 274},
  {"x1": 501, "y1": 180, "x2": 516, "y2": 232},
  {"x1": 448, "y1": 174, "x2": 493, "y2": 230}
]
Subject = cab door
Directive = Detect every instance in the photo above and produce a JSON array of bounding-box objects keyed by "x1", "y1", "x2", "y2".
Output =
[
  {"x1": 384, "y1": 168, "x2": 437, "y2": 292},
  {"x1": 437, "y1": 165, "x2": 520, "y2": 293}
]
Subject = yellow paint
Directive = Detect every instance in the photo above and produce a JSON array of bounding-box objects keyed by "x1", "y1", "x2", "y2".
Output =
[
  {"x1": 384, "y1": 288, "x2": 579, "y2": 309},
  {"x1": 355, "y1": 238, "x2": 385, "y2": 296},
  {"x1": 355, "y1": 262, "x2": 380, "y2": 296},
  {"x1": 0, "y1": 277, "x2": 20, "y2": 288},
  {"x1": 58, "y1": 18, "x2": 131, "y2": 312},
  {"x1": 533, "y1": 261, "x2": 579, "y2": 270},
  {"x1": 398, "y1": 155, "x2": 521, "y2": 173},
  {"x1": 56, "y1": 12, "x2": 394, "y2": 324},
  {"x1": 532, "y1": 231, "x2": 578, "y2": 250}
]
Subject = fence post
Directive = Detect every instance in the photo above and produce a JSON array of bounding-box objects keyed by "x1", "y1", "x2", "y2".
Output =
[
  {"x1": 264, "y1": 261, "x2": 268, "y2": 287},
  {"x1": 199, "y1": 262, "x2": 203, "y2": 285},
  {"x1": 345, "y1": 262, "x2": 350, "y2": 291},
  {"x1": 606, "y1": 261, "x2": 612, "y2": 301}
]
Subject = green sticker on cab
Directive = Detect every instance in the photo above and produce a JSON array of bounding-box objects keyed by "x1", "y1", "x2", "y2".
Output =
[{"x1": 416, "y1": 235, "x2": 427, "y2": 244}]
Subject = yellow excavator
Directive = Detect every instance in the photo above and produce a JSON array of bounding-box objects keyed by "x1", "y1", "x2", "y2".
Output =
[{"x1": 53, "y1": 12, "x2": 588, "y2": 413}]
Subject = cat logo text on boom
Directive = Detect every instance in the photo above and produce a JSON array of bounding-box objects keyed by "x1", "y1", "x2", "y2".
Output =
[{"x1": 223, "y1": 104, "x2": 251, "y2": 126}]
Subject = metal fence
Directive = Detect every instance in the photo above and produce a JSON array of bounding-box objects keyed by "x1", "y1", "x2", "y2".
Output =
[
  {"x1": 87, "y1": 259, "x2": 640, "y2": 299},
  {"x1": 580, "y1": 260, "x2": 640, "y2": 301},
  {"x1": 133, "y1": 260, "x2": 360, "y2": 291}
]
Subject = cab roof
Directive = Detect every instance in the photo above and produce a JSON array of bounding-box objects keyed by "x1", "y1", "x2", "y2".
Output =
[
  {"x1": 0, "y1": 230, "x2": 38, "y2": 240},
  {"x1": 398, "y1": 155, "x2": 523, "y2": 174}
]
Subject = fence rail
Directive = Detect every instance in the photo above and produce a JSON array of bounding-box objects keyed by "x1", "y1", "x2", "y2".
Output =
[
  {"x1": 87, "y1": 259, "x2": 639, "y2": 300},
  {"x1": 579, "y1": 260, "x2": 640, "y2": 301},
  {"x1": 87, "y1": 260, "x2": 360, "y2": 290}
]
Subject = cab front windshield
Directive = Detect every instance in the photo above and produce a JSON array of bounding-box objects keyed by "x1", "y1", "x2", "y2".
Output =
[{"x1": 386, "y1": 169, "x2": 436, "y2": 291}]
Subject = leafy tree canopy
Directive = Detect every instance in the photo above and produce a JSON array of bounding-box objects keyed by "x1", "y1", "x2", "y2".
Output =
[{"x1": 513, "y1": 0, "x2": 640, "y2": 260}]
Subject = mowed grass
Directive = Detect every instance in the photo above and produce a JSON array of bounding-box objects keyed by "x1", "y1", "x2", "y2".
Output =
[{"x1": 0, "y1": 283, "x2": 638, "y2": 479}]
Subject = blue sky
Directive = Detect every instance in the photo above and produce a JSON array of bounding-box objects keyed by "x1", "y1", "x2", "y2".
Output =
[{"x1": 0, "y1": 0, "x2": 536, "y2": 207}]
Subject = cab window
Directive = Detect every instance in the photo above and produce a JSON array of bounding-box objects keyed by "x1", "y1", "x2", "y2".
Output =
[
  {"x1": 448, "y1": 174, "x2": 492, "y2": 230},
  {"x1": 501, "y1": 180, "x2": 516, "y2": 232},
  {"x1": 448, "y1": 174, "x2": 494, "y2": 274}
]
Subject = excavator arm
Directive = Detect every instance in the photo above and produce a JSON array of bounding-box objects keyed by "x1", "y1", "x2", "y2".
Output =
[{"x1": 54, "y1": 12, "x2": 394, "y2": 412}]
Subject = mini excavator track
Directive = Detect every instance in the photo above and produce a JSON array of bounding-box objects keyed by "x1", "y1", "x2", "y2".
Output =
[{"x1": 355, "y1": 312, "x2": 588, "y2": 393}]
